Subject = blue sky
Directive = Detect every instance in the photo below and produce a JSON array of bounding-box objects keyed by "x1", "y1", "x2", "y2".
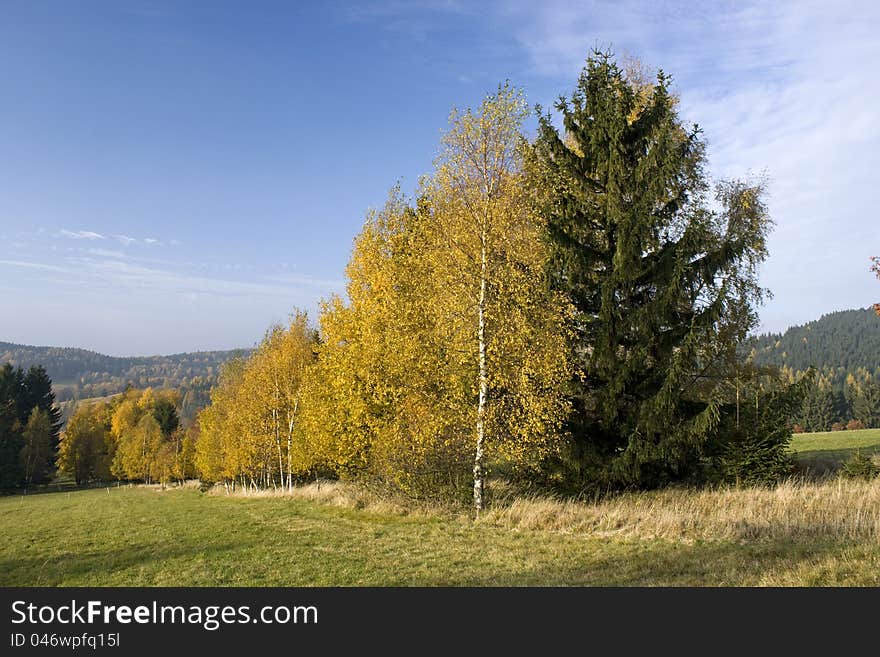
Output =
[{"x1": 1, "y1": 1, "x2": 878, "y2": 355}]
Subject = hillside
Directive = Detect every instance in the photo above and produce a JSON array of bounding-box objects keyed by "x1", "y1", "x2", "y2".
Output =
[
  {"x1": 0, "y1": 341, "x2": 251, "y2": 424},
  {"x1": 745, "y1": 308, "x2": 880, "y2": 377}
]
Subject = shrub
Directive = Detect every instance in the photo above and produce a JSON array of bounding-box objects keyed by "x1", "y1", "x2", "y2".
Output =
[
  {"x1": 792, "y1": 424, "x2": 805, "y2": 434},
  {"x1": 846, "y1": 419, "x2": 866, "y2": 431},
  {"x1": 831, "y1": 422, "x2": 846, "y2": 432},
  {"x1": 713, "y1": 378, "x2": 807, "y2": 487},
  {"x1": 840, "y1": 450, "x2": 879, "y2": 480}
]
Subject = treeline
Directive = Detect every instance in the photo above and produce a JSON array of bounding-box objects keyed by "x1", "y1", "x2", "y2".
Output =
[
  {"x1": 0, "y1": 341, "x2": 249, "y2": 406},
  {"x1": 746, "y1": 308, "x2": 880, "y2": 376},
  {"x1": 0, "y1": 364, "x2": 62, "y2": 489},
  {"x1": 744, "y1": 308, "x2": 880, "y2": 432},
  {"x1": 192, "y1": 52, "x2": 811, "y2": 506},
  {"x1": 55, "y1": 381, "x2": 211, "y2": 430},
  {"x1": 58, "y1": 387, "x2": 197, "y2": 486},
  {"x1": 789, "y1": 370, "x2": 880, "y2": 433}
]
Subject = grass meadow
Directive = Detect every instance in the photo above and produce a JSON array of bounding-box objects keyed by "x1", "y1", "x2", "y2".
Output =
[
  {"x1": 791, "y1": 428, "x2": 880, "y2": 475},
  {"x1": 2, "y1": 429, "x2": 879, "y2": 587}
]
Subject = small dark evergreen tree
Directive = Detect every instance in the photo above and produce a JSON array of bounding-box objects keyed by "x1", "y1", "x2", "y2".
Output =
[
  {"x1": 22, "y1": 366, "x2": 62, "y2": 482},
  {"x1": 0, "y1": 365, "x2": 26, "y2": 488},
  {"x1": 530, "y1": 51, "x2": 771, "y2": 488},
  {"x1": 152, "y1": 398, "x2": 180, "y2": 437},
  {"x1": 797, "y1": 383, "x2": 836, "y2": 432},
  {"x1": 840, "y1": 450, "x2": 879, "y2": 480},
  {"x1": 713, "y1": 374, "x2": 809, "y2": 486},
  {"x1": 0, "y1": 401, "x2": 23, "y2": 489},
  {"x1": 853, "y1": 381, "x2": 880, "y2": 428}
]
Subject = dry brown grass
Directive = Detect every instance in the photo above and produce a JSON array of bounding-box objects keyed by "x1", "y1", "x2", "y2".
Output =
[
  {"x1": 205, "y1": 476, "x2": 880, "y2": 545},
  {"x1": 480, "y1": 477, "x2": 880, "y2": 543},
  {"x1": 205, "y1": 479, "x2": 445, "y2": 517}
]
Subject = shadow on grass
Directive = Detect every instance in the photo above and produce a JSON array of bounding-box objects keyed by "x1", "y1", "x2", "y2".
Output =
[
  {"x1": 794, "y1": 447, "x2": 880, "y2": 478},
  {"x1": 450, "y1": 538, "x2": 862, "y2": 587},
  {"x1": 0, "y1": 538, "x2": 248, "y2": 587}
]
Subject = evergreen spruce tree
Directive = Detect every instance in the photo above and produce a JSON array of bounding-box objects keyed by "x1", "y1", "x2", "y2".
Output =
[
  {"x1": 0, "y1": 400, "x2": 23, "y2": 489},
  {"x1": 22, "y1": 366, "x2": 62, "y2": 482},
  {"x1": 530, "y1": 52, "x2": 772, "y2": 487},
  {"x1": 853, "y1": 381, "x2": 880, "y2": 428},
  {"x1": 797, "y1": 383, "x2": 835, "y2": 432},
  {"x1": 0, "y1": 365, "x2": 25, "y2": 487}
]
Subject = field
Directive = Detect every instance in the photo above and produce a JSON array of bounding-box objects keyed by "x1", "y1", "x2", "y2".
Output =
[
  {"x1": 791, "y1": 428, "x2": 880, "y2": 474},
  {"x1": 3, "y1": 429, "x2": 878, "y2": 587},
  {"x1": 4, "y1": 473, "x2": 880, "y2": 587}
]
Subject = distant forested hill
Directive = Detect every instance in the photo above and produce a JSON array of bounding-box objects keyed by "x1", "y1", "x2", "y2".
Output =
[
  {"x1": 745, "y1": 308, "x2": 880, "y2": 376},
  {"x1": 0, "y1": 342, "x2": 251, "y2": 424},
  {"x1": 745, "y1": 309, "x2": 880, "y2": 432}
]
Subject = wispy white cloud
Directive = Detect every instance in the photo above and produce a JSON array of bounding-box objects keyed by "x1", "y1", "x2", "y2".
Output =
[
  {"x1": 482, "y1": 0, "x2": 880, "y2": 332},
  {"x1": 3, "y1": 252, "x2": 344, "y2": 303},
  {"x1": 264, "y1": 273, "x2": 347, "y2": 288},
  {"x1": 143, "y1": 238, "x2": 159, "y2": 245},
  {"x1": 68, "y1": 257, "x2": 342, "y2": 299},
  {"x1": 0, "y1": 259, "x2": 70, "y2": 273},
  {"x1": 114, "y1": 234, "x2": 137, "y2": 246},
  {"x1": 60, "y1": 229, "x2": 104, "y2": 240},
  {"x1": 86, "y1": 248, "x2": 126, "y2": 259}
]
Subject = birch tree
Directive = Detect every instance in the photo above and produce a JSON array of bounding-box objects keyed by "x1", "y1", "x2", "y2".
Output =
[
  {"x1": 305, "y1": 88, "x2": 571, "y2": 509},
  {"x1": 242, "y1": 311, "x2": 316, "y2": 489},
  {"x1": 194, "y1": 314, "x2": 316, "y2": 490},
  {"x1": 424, "y1": 84, "x2": 572, "y2": 512},
  {"x1": 20, "y1": 408, "x2": 53, "y2": 486}
]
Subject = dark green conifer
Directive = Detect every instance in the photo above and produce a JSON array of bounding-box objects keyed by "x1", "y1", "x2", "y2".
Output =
[{"x1": 531, "y1": 51, "x2": 771, "y2": 487}]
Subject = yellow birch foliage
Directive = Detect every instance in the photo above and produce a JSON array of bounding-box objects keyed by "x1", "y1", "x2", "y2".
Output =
[
  {"x1": 195, "y1": 312, "x2": 317, "y2": 486},
  {"x1": 304, "y1": 85, "x2": 572, "y2": 496}
]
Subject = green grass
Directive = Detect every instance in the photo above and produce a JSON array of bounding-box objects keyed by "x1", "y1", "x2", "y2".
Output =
[
  {"x1": 4, "y1": 484, "x2": 880, "y2": 586},
  {"x1": 791, "y1": 428, "x2": 880, "y2": 474}
]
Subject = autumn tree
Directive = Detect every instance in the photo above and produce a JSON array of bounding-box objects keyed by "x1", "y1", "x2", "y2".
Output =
[
  {"x1": 530, "y1": 51, "x2": 772, "y2": 488},
  {"x1": 305, "y1": 87, "x2": 571, "y2": 509},
  {"x1": 195, "y1": 358, "x2": 246, "y2": 487},
  {"x1": 175, "y1": 422, "x2": 199, "y2": 482},
  {"x1": 301, "y1": 193, "x2": 468, "y2": 492},
  {"x1": 114, "y1": 414, "x2": 164, "y2": 483},
  {"x1": 108, "y1": 388, "x2": 182, "y2": 483},
  {"x1": 58, "y1": 402, "x2": 113, "y2": 485},
  {"x1": 872, "y1": 256, "x2": 879, "y2": 316},
  {"x1": 426, "y1": 85, "x2": 572, "y2": 510},
  {"x1": 195, "y1": 313, "x2": 317, "y2": 490},
  {"x1": 20, "y1": 408, "x2": 54, "y2": 486}
]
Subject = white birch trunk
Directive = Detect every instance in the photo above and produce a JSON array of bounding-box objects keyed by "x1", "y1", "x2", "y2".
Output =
[
  {"x1": 274, "y1": 406, "x2": 284, "y2": 490},
  {"x1": 474, "y1": 233, "x2": 488, "y2": 515},
  {"x1": 287, "y1": 397, "x2": 298, "y2": 492}
]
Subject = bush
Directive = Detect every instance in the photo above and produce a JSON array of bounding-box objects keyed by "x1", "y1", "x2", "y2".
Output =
[
  {"x1": 712, "y1": 376, "x2": 809, "y2": 487},
  {"x1": 846, "y1": 419, "x2": 866, "y2": 431},
  {"x1": 840, "y1": 450, "x2": 879, "y2": 480},
  {"x1": 792, "y1": 424, "x2": 805, "y2": 434},
  {"x1": 831, "y1": 422, "x2": 846, "y2": 432}
]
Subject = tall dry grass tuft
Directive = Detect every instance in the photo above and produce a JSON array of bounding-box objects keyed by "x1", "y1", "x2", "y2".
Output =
[
  {"x1": 205, "y1": 480, "x2": 448, "y2": 518},
  {"x1": 480, "y1": 477, "x2": 880, "y2": 543},
  {"x1": 203, "y1": 476, "x2": 880, "y2": 544}
]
